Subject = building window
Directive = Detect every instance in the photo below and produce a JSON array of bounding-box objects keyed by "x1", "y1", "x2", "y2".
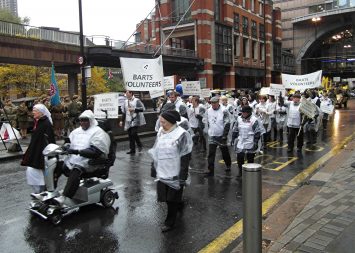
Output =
[
  {"x1": 251, "y1": 20, "x2": 257, "y2": 38},
  {"x1": 243, "y1": 38, "x2": 249, "y2": 58},
  {"x1": 259, "y1": 24, "x2": 265, "y2": 39},
  {"x1": 242, "y1": 0, "x2": 246, "y2": 8},
  {"x1": 242, "y1": 16, "x2": 249, "y2": 35},
  {"x1": 259, "y1": 2, "x2": 263, "y2": 16},
  {"x1": 172, "y1": 0, "x2": 191, "y2": 22},
  {"x1": 215, "y1": 0, "x2": 221, "y2": 21},
  {"x1": 235, "y1": 35, "x2": 240, "y2": 57},
  {"x1": 171, "y1": 38, "x2": 184, "y2": 48},
  {"x1": 251, "y1": 0, "x2": 255, "y2": 12},
  {"x1": 260, "y1": 43, "x2": 265, "y2": 61},
  {"x1": 135, "y1": 32, "x2": 141, "y2": 43},
  {"x1": 234, "y1": 13, "x2": 240, "y2": 33},
  {"x1": 252, "y1": 41, "x2": 258, "y2": 60},
  {"x1": 273, "y1": 42, "x2": 281, "y2": 70},
  {"x1": 215, "y1": 23, "x2": 232, "y2": 64}
]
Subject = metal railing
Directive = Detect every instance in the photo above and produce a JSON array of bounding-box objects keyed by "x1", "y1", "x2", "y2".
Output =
[{"x1": 0, "y1": 20, "x2": 197, "y2": 58}]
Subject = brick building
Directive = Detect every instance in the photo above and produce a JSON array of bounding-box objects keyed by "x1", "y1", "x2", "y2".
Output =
[{"x1": 135, "y1": 0, "x2": 282, "y2": 90}]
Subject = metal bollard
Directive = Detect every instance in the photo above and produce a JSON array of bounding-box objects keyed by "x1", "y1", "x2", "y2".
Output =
[{"x1": 242, "y1": 163, "x2": 262, "y2": 253}]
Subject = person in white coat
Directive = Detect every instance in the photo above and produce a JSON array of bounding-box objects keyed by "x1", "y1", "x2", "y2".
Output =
[
  {"x1": 149, "y1": 110, "x2": 192, "y2": 232},
  {"x1": 232, "y1": 106, "x2": 264, "y2": 178},
  {"x1": 285, "y1": 93, "x2": 303, "y2": 153},
  {"x1": 204, "y1": 96, "x2": 231, "y2": 176}
]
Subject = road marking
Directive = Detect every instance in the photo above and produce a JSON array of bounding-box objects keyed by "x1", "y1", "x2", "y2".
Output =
[
  {"x1": 198, "y1": 132, "x2": 355, "y2": 253},
  {"x1": 264, "y1": 156, "x2": 298, "y2": 171},
  {"x1": 304, "y1": 145, "x2": 325, "y2": 152}
]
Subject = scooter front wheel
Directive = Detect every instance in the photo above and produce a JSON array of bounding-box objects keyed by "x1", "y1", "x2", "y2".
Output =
[
  {"x1": 50, "y1": 212, "x2": 62, "y2": 225},
  {"x1": 101, "y1": 190, "x2": 115, "y2": 208}
]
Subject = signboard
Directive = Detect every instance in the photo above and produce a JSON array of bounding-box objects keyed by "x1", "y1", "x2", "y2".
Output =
[
  {"x1": 282, "y1": 70, "x2": 322, "y2": 91},
  {"x1": 201, "y1": 88, "x2": 212, "y2": 98},
  {"x1": 181, "y1": 81, "x2": 202, "y2": 96},
  {"x1": 120, "y1": 55, "x2": 164, "y2": 91},
  {"x1": 149, "y1": 89, "x2": 165, "y2": 99},
  {"x1": 94, "y1": 93, "x2": 119, "y2": 119},
  {"x1": 299, "y1": 99, "x2": 316, "y2": 118},
  {"x1": 163, "y1": 76, "x2": 175, "y2": 90},
  {"x1": 333, "y1": 76, "x2": 340, "y2": 82},
  {"x1": 269, "y1": 83, "x2": 286, "y2": 97},
  {"x1": 117, "y1": 94, "x2": 126, "y2": 111},
  {"x1": 199, "y1": 78, "x2": 207, "y2": 89},
  {"x1": 259, "y1": 87, "x2": 270, "y2": 96},
  {"x1": 320, "y1": 103, "x2": 334, "y2": 115}
]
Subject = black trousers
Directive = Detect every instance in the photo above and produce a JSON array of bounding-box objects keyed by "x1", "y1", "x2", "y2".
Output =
[
  {"x1": 63, "y1": 168, "x2": 82, "y2": 198},
  {"x1": 207, "y1": 143, "x2": 231, "y2": 171},
  {"x1": 236, "y1": 152, "x2": 256, "y2": 171},
  {"x1": 192, "y1": 127, "x2": 206, "y2": 151},
  {"x1": 128, "y1": 126, "x2": 142, "y2": 151},
  {"x1": 287, "y1": 127, "x2": 303, "y2": 150}
]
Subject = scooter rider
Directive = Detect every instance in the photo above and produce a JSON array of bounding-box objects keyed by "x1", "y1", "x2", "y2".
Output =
[{"x1": 55, "y1": 110, "x2": 111, "y2": 205}]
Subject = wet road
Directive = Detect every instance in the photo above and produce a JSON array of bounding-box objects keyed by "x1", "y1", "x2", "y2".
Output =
[{"x1": 0, "y1": 101, "x2": 354, "y2": 253}]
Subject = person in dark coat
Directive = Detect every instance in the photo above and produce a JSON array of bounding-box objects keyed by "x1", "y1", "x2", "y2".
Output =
[{"x1": 21, "y1": 103, "x2": 55, "y2": 193}]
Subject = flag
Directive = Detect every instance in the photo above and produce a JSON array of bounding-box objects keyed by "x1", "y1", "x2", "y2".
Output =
[
  {"x1": 108, "y1": 68, "x2": 113, "y2": 79},
  {"x1": 50, "y1": 64, "x2": 61, "y2": 106}
]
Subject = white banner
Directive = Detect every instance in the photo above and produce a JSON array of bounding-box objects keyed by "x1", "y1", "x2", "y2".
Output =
[
  {"x1": 269, "y1": 83, "x2": 286, "y2": 97},
  {"x1": 320, "y1": 103, "x2": 334, "y2": 115},
  {"x1": 282, "y1": 70, "x2": 322, "y2": 91},
  {"x1": 163, "y1": 76, "x2": 175, "y2": 90},
  {"x1": 299, "y1": 99, "x2": 316, "y2": 118},
  {"x1": 201, "y1": 88, "x2": 211, "y2": 98},
  {"x1": 120, "y1": 55, "x2": 164, "y2": 91},
  {"x1": 259, "y1": 87, "x2": 270, "y2": 96},
  {"x1": 94, "y1": 93, "x2": 119, "y2": 119},
  {"x1": 149, "y1": 89, "x2": 165, "y2": 99},
  {"x1": 181, "y1": 81, "x2": 202, "y2": 96}
]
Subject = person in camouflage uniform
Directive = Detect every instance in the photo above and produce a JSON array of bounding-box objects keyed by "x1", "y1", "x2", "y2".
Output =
[
  {"x1": 1, "y1": 99, "x2": 18, "y2": 128},
  {"x1": 62, "y1": 96, "x2": 71, "y2": 137},
  {"x1": 17, "y1": 101, "x2": 29, "y2": 138},
  {"x1": 67, "y1": 95, "x2": 81, "y2": 132},
  {"x1": 50, "y1": 102, "x2": 65, "y2": 139}
]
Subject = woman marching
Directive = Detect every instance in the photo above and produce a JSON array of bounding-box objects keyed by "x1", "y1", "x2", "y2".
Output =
[
  {"x1": 21, "y1": 104, "x2": 56, "y2": 193},
  {"x1": 149, "y1": 110, "x2": 193, "y2": 232}
]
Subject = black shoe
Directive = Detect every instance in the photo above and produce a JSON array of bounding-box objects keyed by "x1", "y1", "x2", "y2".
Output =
[
  {"x1": 161, "y1": 224, "x2": 175, "y2": 233},
  {"x1": 287, "y1": 148, "x2": 293, "y2": 153},
  {"x1": 297, "y1": 148, "x2": 302, "y2": 153},
  {"x1": 225, "y1": 167, "x2": 231, "y2": 172},
  {"x1": 126, "y1": 150, "x2": 136, "y2": 154},
  {"x1": 138, "y1": 146, "x2": 143, "y2": 152}
]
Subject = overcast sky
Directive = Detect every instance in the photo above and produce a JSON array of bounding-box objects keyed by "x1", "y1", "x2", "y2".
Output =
[{"x1": 17, "y1": 0, "x2": 155, "y2": 42}]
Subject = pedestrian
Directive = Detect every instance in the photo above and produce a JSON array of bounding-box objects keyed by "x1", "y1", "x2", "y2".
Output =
[
  {"x1": 67, "y1": 95, "x2": 81, "y2": 132},
  {"x1": 285, "y1": 93, "x2": 303, "y2": 153},
  {"x1": 17, "y1": 101, "x2": 29, "y2": 138},
  {"x1": 204, "y1": 96, "x2": 232, "y2": 176},
  {"x1": 21, "y1": 104, "x2": 55, "y2": 193},
  {"x1": 168, "y1": 91, "x2": 189, "y2": 119},
  {"x1": 1, "y1": 99, "x2": 17, "y2": 128},
  {"x1": 255, "y1": 95, "x2": 272, "y2": 148},
  {"x1": 275, "y1": 95, "x2": 287, "y2": 143},
  {"x1": 188, "y1": 97, "x2": 207, "y2": 152},
  {"x1": 320, "y1": 93, "x2": 333, "y2": 130},
  {"x1": 232, "y1": 106, "x2": 264, "y2": 178},
  {"x1": 120, "y1": 90, "x2": 146, "y2": 154},
  {"x1": 50, "y1": 102, "x2": 65, "y2": 139},
  {"x1": 268, "y1": 95, "x2": 277, "y2": 141},
  {"x1": 149, "y1": 110, "x2": 192, "y2": 232}
]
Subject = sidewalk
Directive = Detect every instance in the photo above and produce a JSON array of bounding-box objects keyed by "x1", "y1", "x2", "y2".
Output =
[{"x1": 267, "y1": 140, "x2": 355, "y2": 253}]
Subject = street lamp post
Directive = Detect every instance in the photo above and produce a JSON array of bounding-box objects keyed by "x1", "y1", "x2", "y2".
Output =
[{"x1": 79, "y1": 0, "x2": 87, "y2": 111}]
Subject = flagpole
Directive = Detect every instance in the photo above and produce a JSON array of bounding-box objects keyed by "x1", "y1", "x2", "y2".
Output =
[{"x1": 79, "y1": 0, "x2": 87, "y2": 111}]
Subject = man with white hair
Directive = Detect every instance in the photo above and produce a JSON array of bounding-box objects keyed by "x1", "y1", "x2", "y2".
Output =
[{"x1": 55, "y1": 110, "x2": 111, "y2": 204}]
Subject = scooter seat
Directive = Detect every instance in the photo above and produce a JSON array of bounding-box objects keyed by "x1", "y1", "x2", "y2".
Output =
[{"x1": 81, "y1": 166, "x2": 110, "y2": 179}]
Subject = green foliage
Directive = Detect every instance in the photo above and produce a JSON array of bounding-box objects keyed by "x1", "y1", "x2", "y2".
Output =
[
  {"x1": 0, "y1": 9, "x2": 30, "y2": 25},
  {"x1": 87, "y1": 67, "x2": 109, "y2": 95}
]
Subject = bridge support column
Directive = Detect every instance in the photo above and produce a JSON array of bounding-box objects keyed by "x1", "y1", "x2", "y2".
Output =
[{"x1": 68, "y1": 73, "x2": 78, "y2": 98}]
